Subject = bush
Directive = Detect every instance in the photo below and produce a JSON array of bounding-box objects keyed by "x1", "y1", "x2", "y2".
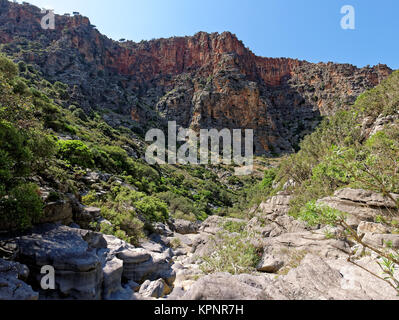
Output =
[
  {"x1": 0, "y1": 121, "x2": 33, "y2": 184},
  {"x1": 99, "y1": 207, "x2": 144, "y2": 246},
  {"x1": 298, "y1": 201, "x2": 345, "y2": 227},
  {"x1": 12, "y1": 78, "x2": 28, "y2": 95},
  {"x1": 72, "y1": 108, "x2": 88, "y2": 122},
  {"x1": 134, "y1": 196, "x2": 169, "y2": 222},
  {"x1": 0, "y1": 55, "x2": 18, "y2": 80},
  {"x1": 57, "y1": 140, "x2": 94, "y2": 168},
  {"x1": 0, "y1": 183, "x2": 44, "y2": 230},
  {"x1": 158, "y1": 191, "x2": 205, "y2": 221},
  {"x1": 17, "y1": 61, "x2": 27, "y2": 73},
  {"x1": 91, "y1": 145, "x2": 134, "y2": 174},
  {"x1": 260, "y1": 168, "x2": 276, "y2": 189}
]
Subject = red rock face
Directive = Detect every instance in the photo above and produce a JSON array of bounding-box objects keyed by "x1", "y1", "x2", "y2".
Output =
[
  {"x1": 0, "y1": 1, "x2": 393, "y2": 154},
  {"x1": 100, "y1": 32, "x2": 299, "y2": 87}
]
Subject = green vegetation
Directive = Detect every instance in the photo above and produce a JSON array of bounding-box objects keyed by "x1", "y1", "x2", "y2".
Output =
[
  {"x1": 57, "y1": 140, "x2": 94, "y2": 168},
  {"x1": 200, "y1": 231, "x2": 262, "y2": 275},
  {"x1": 221, "y1": 220, "x2": 246, "y2": 233},
  {"x1": 225, "y1": 167, "x2": 277, "y2": 219},
  {"x1": 275, "y1": 70, "x2": 399, "y2": 293},
  {"x1": 0, "y1": 55, "x2": 261, "y2": 236},
  {"x1": 297, "y1": 201, "x2": 346, "y2": 227},
  {"x1": 0, "y1": 183, "x2": 44, "y2": 230},
  {"x1": 0, "y1": 55, "x2": 55, "y2": 229}
]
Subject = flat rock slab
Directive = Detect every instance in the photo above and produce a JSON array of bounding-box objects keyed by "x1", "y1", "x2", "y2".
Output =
[{"x1": 116, "y1": 249, "x2": 151, "y2": 264}]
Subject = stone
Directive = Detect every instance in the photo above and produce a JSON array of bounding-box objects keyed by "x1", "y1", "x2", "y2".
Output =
[
  {"x1": 181, "y1": 273, "x2": 271, "y2": 300},
  {"x1": 257, "y1": 254, "x2": 284, "y2": 273},
  {"x1": 318, "y1": 188, "x2": 399, "y2": 227},
  {"x1": 139, "y1": 279, "x2": 171, "y2": 298},
  {"x1": 10, "y1": 224, "x2": 103, "y2": 300},
  {"x1": 140, "y1": 240, "x2": 166, "y2": 253},
  {"x1": 334, "y1": 188, "x2": 399, "y2": 208},
  {"x1": 116, "y1": 249, "x2": 151, "y2": 264},
  {"x1": 122, "y1": 253, "x2": 176, "y2": 286},
  {"x1": 182, "y1": 255, "x2": 399, "y2": 300},
  {"x1": 77, "y1": 229, "x2": 108, "y2": 249},
  {"x1": 102, "y1": 257, "x2": 124, "y2": 300},
  {"x1": 357, "y1": 222, "x2": 389, "y2": 235},
  {"x1": 102, "y1": 234, "x2": 136, "y2": 254},
  {"x1": 0, "y1": 259, "x2": 38, "y2": 300},
  {"x1": 74, "y1": 206, "x2": 102, "y2": 229},
  {"x1": 41, "y1": 200, "x2": 73, "y2": 225},
  {"x1": 84, "y1": 207, "x2": 102, "y2": 218},
  {"x1": 153, "y1": 223, "x2": 174, "y2": 237},
  {"x1": 363, "y1": 233, "x2": 399, "y2": 249}
]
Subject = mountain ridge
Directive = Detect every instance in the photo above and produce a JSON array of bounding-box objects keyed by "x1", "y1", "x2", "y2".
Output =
[{"x1": 0, "y1": 0, "x2": 393, "y2": 154}]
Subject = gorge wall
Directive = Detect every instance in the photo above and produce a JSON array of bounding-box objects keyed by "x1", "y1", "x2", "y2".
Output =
[{"x1": 0, "y1": 0, "x2": 392, "y2": 154}]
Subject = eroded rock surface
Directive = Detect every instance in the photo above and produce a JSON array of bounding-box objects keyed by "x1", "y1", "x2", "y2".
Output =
[
  {"x1": 0, "y1": 1, "x2": 392, "y2": 154},
  {"x1": 0, "y1": 259, "x2": 38, "y2": 300}
]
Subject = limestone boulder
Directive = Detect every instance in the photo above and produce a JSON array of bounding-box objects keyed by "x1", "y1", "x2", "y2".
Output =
[
  {"x1": 171, "y1": 219, "x2": 201, "y2": 235},
  {"x1": 319, "y1": 188, "x2": 399, "y2": 227},
  {"x1": 139, "y1": 279, "x2": 171, "y2": 298},
  {"x1": 10, "y1": 224, "x2": 103, "y2": 300},
  {"x1": 0, "y1": 259, "x2": 38, "y2": 300},
  {"x1": 256, "y1": 254, "x2": 284, "y2": 273}
]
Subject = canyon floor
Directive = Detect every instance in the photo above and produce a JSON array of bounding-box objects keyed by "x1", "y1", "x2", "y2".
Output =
[{"x1": 1, "y1": 183, "x2": 398, "y2": 300}]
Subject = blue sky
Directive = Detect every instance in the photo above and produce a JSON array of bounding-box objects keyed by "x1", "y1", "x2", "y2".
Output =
[{"x1": 19, "y1": 0, "x2": 399, "y2": 69}]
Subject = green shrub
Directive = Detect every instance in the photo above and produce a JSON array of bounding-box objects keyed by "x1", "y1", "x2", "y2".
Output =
[
  {"x1": 298, "y1": 201, "x2": 346, "y2": 227},
  {"x1": 222, "y1": 220, "x2": 246, "y2": 233},
  {"x1": 99, "y1": 207, "x2": 144, "y2": 246},
  {"x1": 17, "y1": 61, "x2": 27, "y2": 73},
  {"x1": 260, "y1": 168, "x2": 276, "y2": 189},
  {"x1": 0, "y1": 55, "x2": 18, "y2": 80},
  {"x1": 91, "y1": 145, "x2": 135, "y2": 174},
  {"x1": 200, "y1": 232, "x2": 262, "y2": 275},
  {"x1": 134, "y1": 196, "x2": 169, "y2": 222},
  {"x1": 0, "y1": 183, "x2": 44, "y2": 230},
  {"x1": 0, "y1": 121, "x2": 33, "y2": 184},
  {"x1": 12, "y1": 78, "x2": 28, "y2": 95},
  {"x1": 57, "y1": 140, "x2": 94, "y2": 168},
  {"x1": 72, "y1": 108, "x2": 88, "y2": 122},
  {"x1": 158, "y1": 191, "x2": 205, "y2": 221}
]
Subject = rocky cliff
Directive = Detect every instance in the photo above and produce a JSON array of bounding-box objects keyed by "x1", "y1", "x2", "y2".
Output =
[{"x1": 0, "y1": 0, "x2": 392, "y2": 153}]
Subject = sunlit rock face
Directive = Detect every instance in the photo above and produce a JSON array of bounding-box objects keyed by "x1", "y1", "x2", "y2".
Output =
[{"x1": 0, "y1": 0, "x2": 392, "y2": 154}]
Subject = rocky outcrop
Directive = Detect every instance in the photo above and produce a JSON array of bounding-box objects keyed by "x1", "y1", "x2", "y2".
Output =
[
  {"x1": 11, "y1": 224, "x2": 103, "y2": 300},
  {"x1": 181, "y1": 253, "x2": 399, "y2": 300},
  {"x1": 247, "y1": 192, "x2": 308, "y2": 237},
  {"x1": 174, "y1": 188, "x2": 399, "y2": 300},
  {"x1": 0, "y1": 1, "x2": 392, "y2": 154},
  {"x1": 0, "y1": 223, "x2": 177, "y2": 300},
  {"x1": 170, "y1": 219, "x2": 200, "y2": 235},
  {"x1": 181, "y1": 272, "x2": 271, "y2": 300},
  {"x1": 0, "y1": 259, "x2": 38, "y2": 300},
  {"x1": 181, "y1": 252, "x2": 399, "y2": 300},
  {"x1": 319, "y1": 188, "x2": 399, "y2": 227},
  {"x1": 139, "y1": 279, "x2": 171, "y2": 299}
]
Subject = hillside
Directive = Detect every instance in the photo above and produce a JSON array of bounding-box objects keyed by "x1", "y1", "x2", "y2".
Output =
[{"x1": 0, "y1": 0, "x2": 392, "y2": 154}]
